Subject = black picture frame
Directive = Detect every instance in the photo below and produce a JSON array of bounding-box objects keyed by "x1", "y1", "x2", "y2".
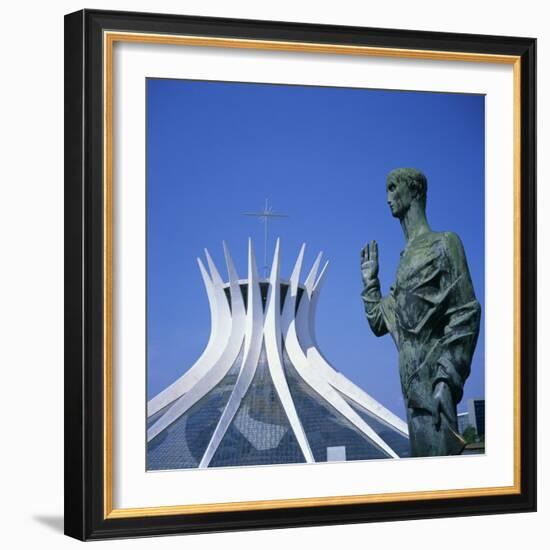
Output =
[{"x1": 64, "y1": 8, "x2": 536, "y2": 541}]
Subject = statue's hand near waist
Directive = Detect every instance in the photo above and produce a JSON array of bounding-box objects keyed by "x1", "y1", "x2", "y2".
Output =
[{"x1": 432, "y1": 380, "x2": 454, "y2": 430}]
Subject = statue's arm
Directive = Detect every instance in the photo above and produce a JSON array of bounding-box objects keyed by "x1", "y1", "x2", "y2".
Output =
[
  {"x1": 361, "y1": 276, "x2": 390, "y2": 337},
  {"x1": 433, "y1": 233, "x2": 481, "y2": 403}
]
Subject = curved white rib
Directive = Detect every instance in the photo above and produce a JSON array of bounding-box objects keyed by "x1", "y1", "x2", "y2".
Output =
[
  {"x1": 288, "y1": 251, "x2": 399, "y2": 458},
  {"x1": 199, "y1": 240, "x2": 265, "y2": 467},
  {"x1": 147, "y1": 254, "x2": 233, "y2": 417},
  {"x1": 147, "y1": 247, "x2": 246, "y2": 442},
  {"x1": 302, "y1": 266, "x2": 408, "y2": 436},
  {"x1": 264, "y1": 240, "x2": 314, "y2": 463},
  {"x1": 304, "y1": 251, "x2": 323, "y2": 294},
  {"x1": 220, "y1": 241, "x2": 246, "y2": 322}
]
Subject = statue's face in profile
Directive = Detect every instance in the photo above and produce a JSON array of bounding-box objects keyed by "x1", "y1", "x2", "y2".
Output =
[{"x1": 386, "y1": 176, "x2": 414, "y2": 219}]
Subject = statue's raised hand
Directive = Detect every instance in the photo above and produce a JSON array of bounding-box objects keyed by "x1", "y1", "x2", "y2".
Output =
[{"x1": 361, "y1": 240, "x2": 379, "y2": 284}]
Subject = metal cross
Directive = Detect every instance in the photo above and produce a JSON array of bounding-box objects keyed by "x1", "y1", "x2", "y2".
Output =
[{"x1": 243, "y1": 199, "x2": 289, "y2": 277}]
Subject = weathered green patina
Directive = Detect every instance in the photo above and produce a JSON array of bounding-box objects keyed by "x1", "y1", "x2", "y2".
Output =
[{"x1": 361, "y1": 168, "x2": 481, "y2": 457}]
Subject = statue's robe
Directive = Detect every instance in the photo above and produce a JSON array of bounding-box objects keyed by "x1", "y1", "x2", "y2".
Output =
[{"x1": 362, "y1": 231, "x2": 481, "y2": 456}]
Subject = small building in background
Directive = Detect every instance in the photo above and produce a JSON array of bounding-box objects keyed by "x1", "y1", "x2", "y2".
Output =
[
  {"x1": 458, "y1": 399, "x2": 485, "y2": 455},
  {"x1": 457, "y1": 411, "x2": 470, "y2": 435},
  {"x1": 468, "y1": 398, "x2": 486, "y2": 439}
]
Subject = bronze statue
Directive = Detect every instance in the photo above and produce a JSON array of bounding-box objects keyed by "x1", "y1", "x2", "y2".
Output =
[{"x1": 361, "y1": 168, "x2": 481, "y2": 457}]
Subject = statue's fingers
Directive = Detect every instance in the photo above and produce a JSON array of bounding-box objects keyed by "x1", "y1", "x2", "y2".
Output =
[
  {"x1": 436, "y1": 382, "x2": 454, "y2": 422},
  {"x1": 442, "y1": 394, "x2": 455, "y2": 422},
  {"x1": 433, "y1": 400, "x2": 442, "y2": 430},
  {"x1": 371, "y1": 240, "x2": 378, "y2": 260},
  {"x1": 365, "y1": 243, "x2": 370, "y2": 261}
]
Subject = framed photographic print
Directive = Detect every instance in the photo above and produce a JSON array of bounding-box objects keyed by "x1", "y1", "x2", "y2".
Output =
[{"x1": 64, "y1": 9, "x2": 536, "y2": 541}]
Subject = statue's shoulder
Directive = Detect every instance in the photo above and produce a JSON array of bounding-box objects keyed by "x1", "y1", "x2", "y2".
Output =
[
  {"x1": 436, "y1": 232, "x2": 468, "y2": 266},
  {"x1": 426, "y1": 231, "x2": 466, "y2": 259},
  {"x1": 409, "y1": 232, "x2": 466, "y2": 267},
  {"x1": 440, "y1": 231, "x2": 463, "y2": 247},
  {"x1": 422, "y1": 230, "x2": 461, "y2": 247}
]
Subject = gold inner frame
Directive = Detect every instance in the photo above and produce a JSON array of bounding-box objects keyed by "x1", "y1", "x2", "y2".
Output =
[{"x1": 103, "y1": 30, "x2": 522, "y2": 519}]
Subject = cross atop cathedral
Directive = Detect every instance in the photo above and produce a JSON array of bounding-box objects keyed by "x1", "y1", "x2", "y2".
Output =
[{"x1": 243, "y1": 199, "x2": 288, "y2": 277}]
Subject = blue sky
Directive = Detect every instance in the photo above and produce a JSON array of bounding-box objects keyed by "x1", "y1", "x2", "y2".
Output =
[{"x1": 146, "y1": 78, "x2": 485, "y2": 421}]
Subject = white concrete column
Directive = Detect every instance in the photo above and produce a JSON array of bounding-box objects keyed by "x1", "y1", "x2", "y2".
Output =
[
  {"x1": 147, "y1": 247, "x2": 246, "y2": 442},
  {"x1": 147, "y1": 253, "x2": 233, "y2": 417},
  {"x1": 264, "y1": 239, "x2": 314, "y2": 463},
  {"x1": 286, "y1": 250, "x2": 400, "y2": 458},
  {"x1": 199, "y1": 240, "x2": 265, "y2": 467}
]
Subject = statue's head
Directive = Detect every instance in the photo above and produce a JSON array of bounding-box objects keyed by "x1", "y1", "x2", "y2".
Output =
[{"x1": 386, "y1": 168, "x2": 428, "y2": 219}]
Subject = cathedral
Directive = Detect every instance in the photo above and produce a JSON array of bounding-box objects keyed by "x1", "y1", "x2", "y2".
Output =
[{"x1": 147, "y1": 239, "x2": 409, "y2": 470}]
